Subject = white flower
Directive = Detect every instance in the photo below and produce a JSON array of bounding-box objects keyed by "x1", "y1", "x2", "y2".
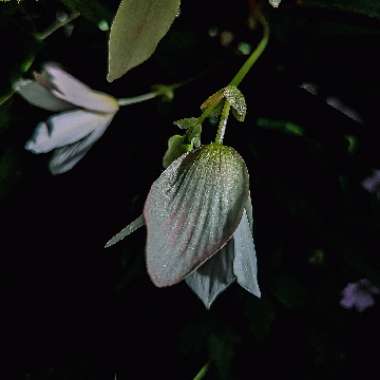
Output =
[
  {"x1": 143, "y1": 143, "x2": 261, "y2": 308},
  {"x1": 14, "y1": 63, "x2": 119, "y2": 174},
  {"x1": 269, "y1": 0, "x2": 282, "y2": 8}
]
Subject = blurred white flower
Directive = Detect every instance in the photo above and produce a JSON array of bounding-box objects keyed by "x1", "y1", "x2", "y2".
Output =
[
  {"x1": 269, "y1": 0, "x2": 282, "y2": 8},
  {"x1": 300, "y1": 82, "x2": 363, "y2": 123},
  {"x1": 14, "y1": 63, "x2": 119, "y2": 174},
  {"x1": 362, "y1": 169, "x2": 380, "y2": 194},
  {"x1": 340, "y1": 279, "x2": 379, "y2": 312}
]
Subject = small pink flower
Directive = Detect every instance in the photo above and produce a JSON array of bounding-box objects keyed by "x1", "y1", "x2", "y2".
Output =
[
  {"x1": 340, "y1": 279, "x2": 380, "y2": 312},
  {"x1": 14, "y1": 63, "x2": 119, "y2": 174}
]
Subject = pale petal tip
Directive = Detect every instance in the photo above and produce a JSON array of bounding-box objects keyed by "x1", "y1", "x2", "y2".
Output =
[{"x1": 13, "y1": 79, "x2": 31, "y2": 93}]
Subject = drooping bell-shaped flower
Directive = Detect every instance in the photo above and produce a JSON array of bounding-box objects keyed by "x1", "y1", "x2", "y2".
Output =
[
  {"x1": 143, "y1": 143, "x2": 260, "y2": 308},
  {"x1": 14, "y1": 63, "x2": 119, "y2": 174}
]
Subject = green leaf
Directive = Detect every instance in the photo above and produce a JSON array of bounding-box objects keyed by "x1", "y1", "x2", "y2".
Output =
[
  {"x1": 107, "y1": 0, "x2": 181, "y2": 82},
  {"x1": 201, "y1": 87, "x2": 247, "y2": 122},
  {"x1": 162, "y1": 134, "x2": 190, "y2": 169},
  {"x1": 163, "y1": 119, "x2": 202, "y2": 168},
  {"x1": 174, "y1": 117, "x2": 199, "y2": 130},
  {"x1": 105, "y1": 214, "x2": 145, "y2": 248},
  {"x1": 224, "y1": 85, "x2": 247, "y2": 122},
  {"x1": 144, "y1": 144, "x2": 249, "y2": 287}
]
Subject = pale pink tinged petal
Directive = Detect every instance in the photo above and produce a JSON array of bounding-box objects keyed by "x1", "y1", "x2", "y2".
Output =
[
  {"x1": 233, "y1": 210, "x2": 261, "y2": 298},
  {"x1": 25, "y1": 110, "x2": 112, "y2": 154},
  {"x1": 14, "y1": 79, "x2": 72, "y2": 111},
  {"x1": 43, "y1": 64, "x2": 119, "y2": 113},
  {"x1": 49, "y1": 115, "x2": 112, "y2": 175},
  {"x1": 185, "y1": 241, "x2": 235, "y2": 309}
]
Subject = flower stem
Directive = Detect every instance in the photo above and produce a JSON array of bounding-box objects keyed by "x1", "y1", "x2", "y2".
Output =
[
  {"x1": 34, "y1": 11, "x2": 81, "y2": 41},
  {"x1": 118, "y1": 92, "x2": 158, "y2": 106},
  {"x1": 229, "y1": 13, "x2": 270, "y2": 87},
  {"x1": 198, "y1": 13, "x2": 269, "y2": 143},
  {"x1": 118, "y1": 76, "x2": 198, "y2": 107},
  {"x1": 214, "y1": 100, "x2": 231, "y2": 144}
]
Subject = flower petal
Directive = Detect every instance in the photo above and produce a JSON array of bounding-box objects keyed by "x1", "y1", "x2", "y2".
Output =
[
  {"x1": 42, "y1": 63, "x2": 119, "y2": 113},
  {"x1": 185, "y1": 242, "x2": 235, "y2": 309},
  {"x1": 245, "y1": 192, "x2": 253, "y2": 232},
  {"x1": 48, "y1": 115, "x2": 112, "y2": 174},
  {"x1": 233, "y1": 209, "x2": 261, "y2": 298},
  {"x1": 144, "y1": 144, "x2": 249, "y2": 287},
  {"x1": 14, "y1": 79, "x2": 72, "y2": 111},
  {"x1": 25, "y1": 110, "x2": 113, "y2": 154}
]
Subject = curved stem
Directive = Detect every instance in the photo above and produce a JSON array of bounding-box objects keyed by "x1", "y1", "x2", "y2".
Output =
[
  {"x1": 229, "y1": 13, "x2": 270, "y2": 87},
  {"x1": 214, "y1": 100, "x2": 231, "y2": 144},
  {"x1": 35, "y1": 11, "x2": 80, "y2": 41}
]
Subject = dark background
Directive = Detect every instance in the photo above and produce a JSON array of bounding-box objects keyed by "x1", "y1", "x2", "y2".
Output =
[{"x1": 1, "y1": 0, "x2": 380, "y2": 378}]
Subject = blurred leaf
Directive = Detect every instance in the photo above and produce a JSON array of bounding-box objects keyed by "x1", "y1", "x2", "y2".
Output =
[
  {"x1": 302, "y1": 0, "x2": 380, "y2": 19},
  {"x1": 345, "y1": 135, "x2": 359, "y2": 154},
  {"x1": 61, "y1": 0, "x2": 111, "y2": 23},
  {"x1": 245, "y1": 297, "x2": 276, "y2": 341},
  {"x1": 309, "y1": 249, "x2": 325, "y2": 265},
  {"x1": 272, "y1": 275, "x2": 307, "y2": 309},
  {"x1": 208, "y1": 332, "x2": 239, "y2": 380},
  {"x1": 108, "y1": 0, "x2": 181, "y2": 82},
  {"x1": 0, "y1": 101, "x2": 11, "y2": 134},
  {"x1": 0, "y1": 13, "x2": 38, "y2": 105},
  {"x1": 257, "y1": 118, "x2": 304, "y2": 136},
  {"x1": 0, "y1": 150, "x2": 22, "y2": 199},
  {"x1": 193, "y1": 363, "x2": 209, "y2": 380}
]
